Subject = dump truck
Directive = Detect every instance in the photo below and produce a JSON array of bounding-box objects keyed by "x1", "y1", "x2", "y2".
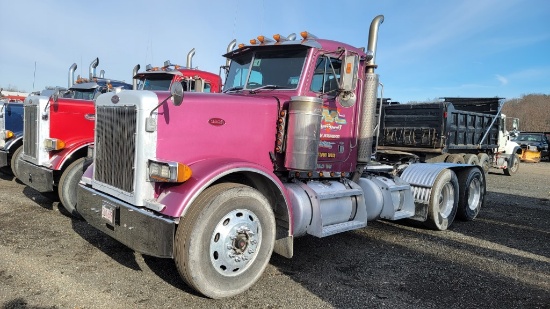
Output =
[
  {"x1": 76, "y1": 15, "x2": 486, "y2": 298},
  {"x1": 377, "y1": 97, "x2": 522, "y2": 175}
]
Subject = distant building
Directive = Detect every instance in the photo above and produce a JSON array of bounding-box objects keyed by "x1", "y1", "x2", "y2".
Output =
[{"x1": 0, "y1": 90, "x2": 28, "y2": 102}]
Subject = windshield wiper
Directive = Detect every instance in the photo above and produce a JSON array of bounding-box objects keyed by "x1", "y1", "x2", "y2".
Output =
[
  {"x1": 249, "y1": 85, "x2": 290, "y2": 94},
  {"x1": 223, "y1": 86, "x2": 243, "y2": 93}
]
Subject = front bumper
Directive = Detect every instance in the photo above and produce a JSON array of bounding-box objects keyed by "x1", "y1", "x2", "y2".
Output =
[
  {"x1": 0, "y1": 150, "x2": 8, "y2": 168},
  {"x1": 77, "y1": 184, "x2": 176, "y2": 258},
  {"x1": 18, "y1": 159, "x2": 54, "y2": 192}
]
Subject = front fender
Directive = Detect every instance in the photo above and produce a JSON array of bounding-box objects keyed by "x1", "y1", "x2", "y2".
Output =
[
  {"x1": 155, "y1": 158, "x2": 292, "y2": 230},
  {"x1": 3, "y1": 134, "x2": 23, "y2": 152},
  {"x1": 49, "y1": 139, "x2": 94, "y2": 170}
]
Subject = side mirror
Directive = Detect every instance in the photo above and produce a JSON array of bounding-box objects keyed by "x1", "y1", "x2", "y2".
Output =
[
  {"x1": 512, "y1": 118, "x2": 519, "y2": 130},
  {"x1": 340, "y1": 54, "x2": 359, "y2": 92},
  {"x1": 171, "y1": 82, "x2": 184, "y2": 106},
  {"x1": 52, "y1": 89, "x2": 60, "y2": 103}
]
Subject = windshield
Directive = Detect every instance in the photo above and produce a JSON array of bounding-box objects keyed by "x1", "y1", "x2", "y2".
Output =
[
  {"x1": 223, "y1": 47, "x2": 308, "y2": 92},
  {"x1": 138, "y1": 77, "x2": 173, "y2": 91},
  {"x1": 70, "y1": 89, "x2": 95, "y2": 100},
  {"x1": 514, "y1": 134, "x2": 542, "y2": 142}
]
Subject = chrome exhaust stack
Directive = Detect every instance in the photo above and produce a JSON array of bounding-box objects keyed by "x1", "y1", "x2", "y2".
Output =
[
  {"x1": 132, "y1": 64, "x2": 140, "y2": 90},
  {"x1": 353, "y1": 15, "x2": 384, "y2": 181},
  {"x1": 225, "y1": 39, "x2": 237, "y2": 68},
  {"x1": 186, "y1": 48, "x2": 196, "y2": 68},
  {"x1": 68, "y1": 63, "x2": 77, "y2": 87},
  {"x1": 89, "y1": 57, "x2": 99, "y2": 80}
]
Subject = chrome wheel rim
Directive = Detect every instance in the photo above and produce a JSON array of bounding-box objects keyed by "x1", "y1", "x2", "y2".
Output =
[
  {"x1": 210, "y1": 209, "x2": 262, "y2": 276},
  {"x1": 439, "y1": 183, "x2": 455, "y2": 219},
  {"x1": 468, "y1": 178, "x2": 482, "y2": 211}
]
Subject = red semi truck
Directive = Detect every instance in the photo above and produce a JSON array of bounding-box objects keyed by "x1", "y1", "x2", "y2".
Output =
[
  {"x1": 76, "y1": 15, "x2": 486, "y2": 298},
  {"x1": 18, "y1": 53, "x2": 221, "y2": 216},
  {"x1": 134, "y1": 48, "x2": 222, "y2": 93}
]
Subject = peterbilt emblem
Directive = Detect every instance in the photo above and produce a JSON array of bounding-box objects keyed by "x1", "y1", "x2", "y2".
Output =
[
  {"x1": 208, "y1": 118, "x2": 225, "y2": 126},
  {"x1": 111, "y1": 95, "x2": 120, "y2": 104}
]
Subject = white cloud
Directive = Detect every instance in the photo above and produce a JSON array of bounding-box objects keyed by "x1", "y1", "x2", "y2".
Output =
[{"x1": 496, "y1": 74, "x2": 509, "y2": 85}]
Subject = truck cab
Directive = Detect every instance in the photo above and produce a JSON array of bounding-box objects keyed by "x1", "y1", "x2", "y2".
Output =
[
  {"x1": 0, "y1": 98, "x2": 24, "y2": 174},
  {"x1": 513, "y1": 131, "x2": 550, "y2": 162},
  {"x1": 17, "y1": 58, "x2": 133, "y2": 216},
  {"x1": 76, "y1": 16, "x2": 487, "y2": 299},
  {"x1": 133, "y1": 49, "x2": 222, "y2": 93}
]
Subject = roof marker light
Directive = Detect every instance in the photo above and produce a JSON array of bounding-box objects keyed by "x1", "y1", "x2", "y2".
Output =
[
  {"x1": 249, "y1": 39, "x2": 258, "y2": 45},
  {"x1": 257, "y1": 35, "x2": 274, "y2": 44},
  {"x1": 300, "y1": 31, "x2": 318, "y2": 40}
]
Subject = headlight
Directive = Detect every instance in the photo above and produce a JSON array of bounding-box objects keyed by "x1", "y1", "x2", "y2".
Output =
[
  {"x1": 43, "y1": 138, "x2": 65, "y2": 151},
  {"x1": 148, "y1": 159, "x2": 192, "y2": 183}
]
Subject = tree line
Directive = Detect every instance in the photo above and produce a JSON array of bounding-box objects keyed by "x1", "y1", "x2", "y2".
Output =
[{"x1": 502, "y1": 94, "x2": 550, "y2": 133}]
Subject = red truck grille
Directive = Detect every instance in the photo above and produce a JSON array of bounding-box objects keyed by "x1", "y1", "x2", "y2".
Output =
[
  {"x1": 23, "y1": 105, "x2": 39, "y2": 159},
  {"x1": 95, "y1": 106, "x2": 137, "y2": 193}
]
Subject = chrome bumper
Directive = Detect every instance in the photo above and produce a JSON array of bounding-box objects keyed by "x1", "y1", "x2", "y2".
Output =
[{"x1": 77, "y1": 184, "x2": 176, "y2": 258}]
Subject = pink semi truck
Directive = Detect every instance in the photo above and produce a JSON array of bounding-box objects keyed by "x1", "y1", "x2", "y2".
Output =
[{"x1": 76, "y1": 15, "x2": 486, "y2": 298}]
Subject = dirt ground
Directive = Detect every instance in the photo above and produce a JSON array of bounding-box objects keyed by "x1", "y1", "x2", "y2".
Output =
[{"x1": 0, "y1": 162, "x2": 548, "y2": 309}]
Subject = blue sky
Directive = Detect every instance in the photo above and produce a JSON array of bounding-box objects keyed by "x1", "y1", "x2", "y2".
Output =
[{"x1": 1, "y1": 0, "x2": 549, "y2": 103}]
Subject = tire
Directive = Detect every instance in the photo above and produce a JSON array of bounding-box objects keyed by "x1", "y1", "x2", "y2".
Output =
[
  {"x1": 174, "y1": 183, "x2": 276, "y2": 299},
  {"x1": 463, "y1": 154, "x2": 479, "y2": 165},
  {"x1": 503, "y1": 154, "x2": 519, "y2": 176},
  {"x1": 445, "y1": 154, "x2": 465, "y2": 164},
  {"x1": 58, "y1": 158, "x2": 85, "y2": 218},
  {"x1": 424, "y1": 169, "x2": 459, "y2": 231},
  {"x1": 456, "y1": 168, "x2": 485, "y2": 221},
  {"x1": 477, "y1": 153, "x2": 491, "y2": 175},
  {"x1": 10, "y1": 146, "x2": 23, "y2": 179}
]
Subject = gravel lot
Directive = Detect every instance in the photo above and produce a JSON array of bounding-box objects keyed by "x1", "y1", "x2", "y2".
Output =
[{"x1": 0, "y1": 162, "x2": 549, "y2": 309}]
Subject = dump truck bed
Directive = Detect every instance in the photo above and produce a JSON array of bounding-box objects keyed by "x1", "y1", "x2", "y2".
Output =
[{"x1": 378, "y1": 98, "x2": 501, "y2": 154}]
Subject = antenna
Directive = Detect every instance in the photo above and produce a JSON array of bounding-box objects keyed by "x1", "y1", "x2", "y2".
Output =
[{"x1": 33, "y1": 61, "x2": 37, "y2": 91}]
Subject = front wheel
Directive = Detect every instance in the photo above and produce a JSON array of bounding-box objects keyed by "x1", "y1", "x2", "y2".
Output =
[
  {"x1": 174, "y1": 183, "x2": 275, "y2": 299},
  {"x1": 10, "y1": 146, "x2": 23, "y2": 179},
  {"x1": 58, "y1": 158, "x2": 85, "y2": 218},
  {"x1": 503, "y1": 154, "x2": 519, "y2": 176},
  {"x1": 456, "y1": 168, "x2": 485, "y2": 221},
  {"x1": 424, "y1": 169, "x2": 459, "y2": 231}
]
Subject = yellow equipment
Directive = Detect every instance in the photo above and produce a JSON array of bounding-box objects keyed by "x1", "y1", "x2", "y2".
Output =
[{"x1": 519, "y1": 145, "x2": 541, "y2": 163}]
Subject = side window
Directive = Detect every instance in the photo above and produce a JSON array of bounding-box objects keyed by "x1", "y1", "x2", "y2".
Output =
[
  {"x1": 204, "y1": 83, "x2": 211, "y2": 93},
  {"x1": 310, "y1": 56, "x2": 342, "y2": 95}
]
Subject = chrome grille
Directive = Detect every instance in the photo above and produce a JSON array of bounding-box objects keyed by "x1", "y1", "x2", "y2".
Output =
[
  {"x1": 23, "y1": 105, "x2": 39, "y2": 159},
  {"x1": 95, "y1": 106, "x2": 137, "y2": 193}
]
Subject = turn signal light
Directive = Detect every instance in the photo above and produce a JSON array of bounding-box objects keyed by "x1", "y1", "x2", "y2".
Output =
[
  {"x1": 3, "y1": 130, "x2": 14, "y2": 140},
  {"x1": 43, "y1": 138, "x2": 65, "y2": 151}
]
